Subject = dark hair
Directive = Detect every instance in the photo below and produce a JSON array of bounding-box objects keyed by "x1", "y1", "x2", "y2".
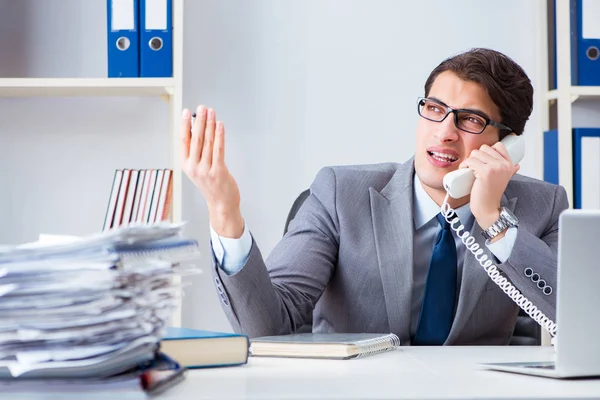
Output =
[{"x1": 424, "y1": 48, "x2": 533, "y2": 137}]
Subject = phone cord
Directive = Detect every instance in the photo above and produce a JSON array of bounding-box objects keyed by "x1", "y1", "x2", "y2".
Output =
[{"x1": 441, "y1": 195, "x2": 557, "y2": 337}]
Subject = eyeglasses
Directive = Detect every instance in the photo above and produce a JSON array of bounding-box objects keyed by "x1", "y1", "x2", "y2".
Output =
[{"x1": 416, "y1": 97, "x2": 512, "y2": 135}]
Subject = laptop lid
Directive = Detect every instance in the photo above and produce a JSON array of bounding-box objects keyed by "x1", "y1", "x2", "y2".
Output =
[{"x1": 555, "y1": 209, "x2": 600, "y2": 377}]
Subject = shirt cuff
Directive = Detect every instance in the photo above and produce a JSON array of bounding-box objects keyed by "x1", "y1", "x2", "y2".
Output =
[
  {"x1": 485, "y1": 226, "x2": 517, "y2": 264},
  {"x1": 210, "y1": 223, "x2": 252, "y2": 275}
]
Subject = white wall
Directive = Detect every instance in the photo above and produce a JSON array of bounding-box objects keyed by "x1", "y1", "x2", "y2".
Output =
[{"x1": 1, "y1": 0, "x2": 548, "y2": 333}]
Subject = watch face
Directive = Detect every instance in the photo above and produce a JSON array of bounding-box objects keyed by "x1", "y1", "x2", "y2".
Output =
[{"x1": 500, "y1": 207, "x2": 519, "y2": 225}]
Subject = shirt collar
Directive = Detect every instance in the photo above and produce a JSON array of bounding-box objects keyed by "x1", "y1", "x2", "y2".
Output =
[{"x1": 413, "y1": 174, "x2": 473, "y2": 230}]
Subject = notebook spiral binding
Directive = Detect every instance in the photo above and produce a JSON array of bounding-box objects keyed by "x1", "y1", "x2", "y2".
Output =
[{"x1": 354, "y1": 334, "x2": 401, "y2": 358}]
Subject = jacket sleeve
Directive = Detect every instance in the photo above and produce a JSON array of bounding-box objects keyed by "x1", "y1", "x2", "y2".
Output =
[
  {"x1": 210, "y1": 167, "x2": 341, "y2": 338},
  {"x1": 498, "y1": 185, "x2": 569, "y2": 326}
]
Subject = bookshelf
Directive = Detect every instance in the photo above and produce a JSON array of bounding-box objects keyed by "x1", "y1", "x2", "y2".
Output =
[
  {"x1": 0, "y1": 78, "x2": 175, "y2": 98},
  {"x1": 539, "y1": 0, "x2": 600, "y2": 209},
  {"x1": 547, "y1": 86, "x2": 600, "y2": 100},
  {"x1": 536, "y1": 0, "x2": 600, "y2": 345},
  {"x1": 0, "y1": 0, "x2": 185, "y2": 326}
]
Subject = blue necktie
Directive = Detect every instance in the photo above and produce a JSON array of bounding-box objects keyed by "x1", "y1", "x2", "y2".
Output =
[{"x1": 413, "y1": 213, "x2": 457, "y2": 345}]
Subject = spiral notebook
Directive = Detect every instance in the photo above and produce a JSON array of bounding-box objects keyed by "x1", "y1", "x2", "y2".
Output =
[{"x1": 249, "y1": 333, "x2": 400, "y2": 360}]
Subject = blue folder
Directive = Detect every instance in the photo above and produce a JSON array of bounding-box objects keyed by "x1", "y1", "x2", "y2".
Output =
[
  {"x1": 571, "y1": 0, "x2": 600, "y2": 86},
  {"x1": 573, "y1": 128, "x2": 600, "y2": 208},
  {"x1": 543, "y1": 128, "x2": 600, "y2": 209},
  {"x1": 140, "y1": 0, "x2": 173, "y2": 77},
  {"x1": 543, "y1": 129, "x2": 559, "y2": 185},
  {"x1": 107, "y1": 0, "x2": 140, "y2": 78},
  {"x1": 549, "y1": 0, "x2": 600, "y2": 88}
]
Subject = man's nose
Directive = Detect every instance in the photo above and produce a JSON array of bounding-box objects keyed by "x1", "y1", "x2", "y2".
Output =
[{"x1": 435, "y1": 114, "x2": 460, "y2": 142}]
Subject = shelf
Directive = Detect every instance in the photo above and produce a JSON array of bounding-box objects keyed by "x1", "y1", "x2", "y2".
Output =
[
  {"x1": 0, "y1": 78, "x2": 175, "y2": 98},
  {"x1": 547, "y1": 86, "x2": 600, "y2": 101}
]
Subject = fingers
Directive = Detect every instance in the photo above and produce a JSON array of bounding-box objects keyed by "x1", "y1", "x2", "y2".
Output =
[
  {"x1": 459, "y1": 157, "x2": 486, "y2": 178},
  {"x1": 189, "y1": 105, "x2": 207, "y2": 163},
  {"x1": 200, "y1": 108, "x2": 216, "y2": 169},
  {"x1": 468, "y1": 144, "x2": 513, "y2": 170},
  {"x1": 478, "y1": 144, "x2": 505, "y2": 162},
  {"x1": 491, "y1": 141, "x2": 514, "y2": 164},
  {"x1": 212, "y1": 121, "x2": 225, "y2": 167},
  {"x1": 180, "y1": 109, "x2": 192, "y2": 163}
]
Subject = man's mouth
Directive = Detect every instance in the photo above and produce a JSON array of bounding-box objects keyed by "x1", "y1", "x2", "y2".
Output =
[{"x1": 427, "y1": 151, "x2": 458, "y2": 163}]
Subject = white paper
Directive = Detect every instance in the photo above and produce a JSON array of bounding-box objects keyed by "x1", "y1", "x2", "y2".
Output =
[
  {"x1": 581, "y1": 137, "x2": 600, "y2": 209},
  {"x1": 0, "y1": 284, "x2": 16, "y2": 298},
  {"x1": 16, "y1": 342, "x2": 126, "y2": 365},
  {"x1": 145, "y1": 0, "x2": 168, "y2": 30},
  {"x1": 37, "y1": 234, "x2": 82, "y2": 245},
  {"x1": 17, "y1": 319, "x2": 143, "y2": 342},
  {"x1": 111, "y1": 0, "x2": 135, "y2": 31},
  {"x1": 6, "y1": 336, "x2": 158, "y2": 377},
  {"x1": 0, "y1": 222, "x2": 196, "y2": 378},
  {"x1": 583, "y1": 0, "x2": 600, "y2": 39},
  {"x1": 16, "y1": 309, "x2": 138, "y2": 331}
]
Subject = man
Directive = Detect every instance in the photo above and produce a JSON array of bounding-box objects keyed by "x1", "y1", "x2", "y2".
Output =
[{"x1": 180, "y1": 48, "x2": 568, "y2": 345}]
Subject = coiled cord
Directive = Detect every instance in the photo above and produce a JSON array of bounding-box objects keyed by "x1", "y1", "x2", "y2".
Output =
[{"x1": 441, "y1": 194, "x2": 557, "y2": 337}]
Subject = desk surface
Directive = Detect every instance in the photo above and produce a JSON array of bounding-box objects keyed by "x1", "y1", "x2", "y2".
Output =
[{"x1": 162, "y1": 346, "x2": 600, "y2": 399}]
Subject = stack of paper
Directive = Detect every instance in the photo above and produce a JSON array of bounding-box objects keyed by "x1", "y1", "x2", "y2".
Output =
[{"x1": 0, "y1": 222, "x2": 200, "y2": 381}]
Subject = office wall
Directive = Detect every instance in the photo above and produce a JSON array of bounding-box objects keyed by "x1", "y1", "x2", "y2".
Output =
[
  {"x1": 1, "y1": 0, "x2": 550, "y2": 333},
  {"x1": 179, "y1": 0, "x2": 545, "y2": 331}
]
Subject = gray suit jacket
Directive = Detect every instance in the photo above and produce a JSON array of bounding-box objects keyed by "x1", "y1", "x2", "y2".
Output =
[{"x1": 212, "y1": 160, "x2": 569, "y2": 345}]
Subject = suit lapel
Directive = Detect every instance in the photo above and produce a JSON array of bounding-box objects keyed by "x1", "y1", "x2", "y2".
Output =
[
  {"x1": 370, "y1": 161, "x2": 414, "y2": 345},
  {"x1": 445, "y1": 194, "x2": 518, "y2": 343}
]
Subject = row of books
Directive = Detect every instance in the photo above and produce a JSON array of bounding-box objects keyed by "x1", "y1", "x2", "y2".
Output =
[{"x1": 103, "y1": 169, "x2": 172, "y2": 231}]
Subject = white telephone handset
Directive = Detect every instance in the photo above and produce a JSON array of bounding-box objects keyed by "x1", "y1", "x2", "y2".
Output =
[
  {"x1": 440, "y1": 135, "x2": 557, "y2": 338},
  {"x1": 443, "y1": 135, "x2": 526, "y2": 199}
]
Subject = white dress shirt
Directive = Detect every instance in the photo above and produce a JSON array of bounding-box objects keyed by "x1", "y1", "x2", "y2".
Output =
[
  {"x1": 410, "y1": 175, "x2": 516, "y2": 335},
  {"x1": 210, "y1": 175, "x2": 517, "y2": 336}
]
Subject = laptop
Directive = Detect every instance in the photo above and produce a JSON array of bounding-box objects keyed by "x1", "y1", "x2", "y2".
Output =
[{"x1": 480, "y1": 209, "x2": 600, "y2": 378}]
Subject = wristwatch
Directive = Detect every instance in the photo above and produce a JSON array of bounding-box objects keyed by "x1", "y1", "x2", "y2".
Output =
[{"x1": 481, "y1": 207, "x2": 519, "y2": 241}]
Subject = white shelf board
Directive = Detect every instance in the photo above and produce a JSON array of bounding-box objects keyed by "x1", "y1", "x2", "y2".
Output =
[
  {"x1": 547, "y1": 86, "x2": 600, "y2": 101},
  {"x1": 0, "y1": 78, "x2": 175, "y2": 98}
]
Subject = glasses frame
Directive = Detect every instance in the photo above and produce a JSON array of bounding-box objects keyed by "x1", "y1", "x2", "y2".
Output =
[{"x1": 416, "y1": 97, "x2": 512, "y2": 134}]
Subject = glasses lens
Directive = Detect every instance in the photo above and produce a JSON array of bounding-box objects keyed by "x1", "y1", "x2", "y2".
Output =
[
  {"x1": 456, "y1": 112, "x2": 486, "y2": 133},
  {"x1": 418, "y1": 99, "x2": 446, "y2": 121}
]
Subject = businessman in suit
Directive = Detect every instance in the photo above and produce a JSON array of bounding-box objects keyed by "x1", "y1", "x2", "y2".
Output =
[{"x1": 180, "y1": 48, "x2": 568, "y2": 345}]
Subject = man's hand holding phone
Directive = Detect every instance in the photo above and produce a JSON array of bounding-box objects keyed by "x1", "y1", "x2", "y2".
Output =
[
  {"x1": 458, "y1": 141, "x2": 520, "y2": 239},
  {"x1": 181, "y1": 106, "x2": 245, "y2": 239}
]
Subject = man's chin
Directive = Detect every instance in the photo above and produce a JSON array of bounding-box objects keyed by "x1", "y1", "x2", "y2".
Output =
[{"x1": 415, "y1": 172, "x2": 445, "y2": 193}]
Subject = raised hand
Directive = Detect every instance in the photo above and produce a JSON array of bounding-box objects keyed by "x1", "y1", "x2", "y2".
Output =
[{"x1": 181, "y1": 106, "x2": 244, "y2": 238}]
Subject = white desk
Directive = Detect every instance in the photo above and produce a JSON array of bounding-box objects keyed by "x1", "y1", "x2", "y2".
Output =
[{"x1": 162, "y1": 346, "x2": 600, "y2": 399}]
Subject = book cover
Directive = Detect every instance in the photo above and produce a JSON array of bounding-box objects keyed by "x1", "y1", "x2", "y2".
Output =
[
  {"x1": 161, "y1": 328, "x2": 249, "y2": 369},
  {"x1": 250, "y1": 333, "x2": 401, "y2": 360}
]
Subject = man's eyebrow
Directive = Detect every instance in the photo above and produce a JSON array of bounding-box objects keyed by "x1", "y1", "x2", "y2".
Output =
[
  {"x1": 429, "y1": 96, "x2": 491, "y2": 120},
  {"x1": 460, "y1": 107, "x2": 491, "y2": 120},
  {"x1": 429, "y1": 96, "x2": 448, "y2": 107}
]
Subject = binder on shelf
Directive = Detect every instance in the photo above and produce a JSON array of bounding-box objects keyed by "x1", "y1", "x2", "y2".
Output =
[
  {"x1": 543, "y1": 128, "x2": 600, "y2": 209},
  {"x1": 572, "y1": 0, "x2": 600, "y2": 86},
  {"x1": 548, "y1": 0, "x2": 557, "y2": 90},
  {"x1": 543, "y1": 129, "x2": 559, "y2": 185},
  {"x1": 549, "y1": 0, "x2": 600, "y2": 88},
  {"x1": 573, "y1": 128, "x2": 600, "y2": 209},
  {"x1": 140, "y1": 0, "x2": 173, "y2": 77},
  {"x1": 107, "y1": 0, "x2": 140, "y2": 77}
]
